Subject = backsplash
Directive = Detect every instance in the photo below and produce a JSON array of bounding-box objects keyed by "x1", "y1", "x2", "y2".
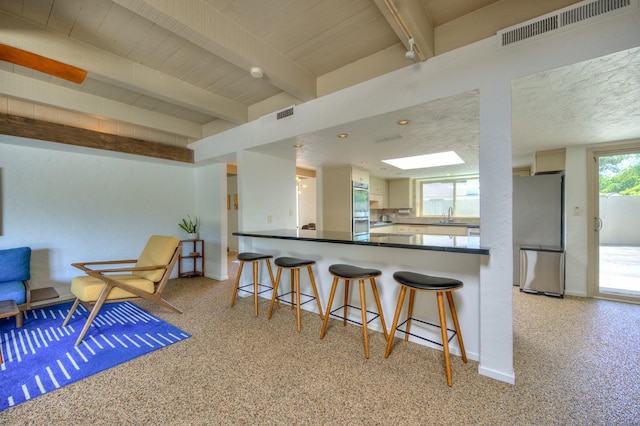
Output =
[{"x1": 371, "y1": 208, "x2": 479, "y2": 225}]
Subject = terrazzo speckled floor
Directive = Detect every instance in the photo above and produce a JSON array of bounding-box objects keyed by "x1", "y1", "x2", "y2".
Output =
[{"x1": 1, "y1": 257, "x2": 638, "y2": 425}]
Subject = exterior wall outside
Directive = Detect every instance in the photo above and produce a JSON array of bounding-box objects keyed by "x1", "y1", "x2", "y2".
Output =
[{"x1": 599, "y1": 195, "x2": 640, "y2": 244}]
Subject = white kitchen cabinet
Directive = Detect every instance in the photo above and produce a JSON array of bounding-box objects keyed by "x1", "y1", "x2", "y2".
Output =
[
  {"x1": 369, "y1": 176, "x2": 386, "y2": 195},
  {"x1": 395, "y1": 224, "x2": 410, "y2": 234},
  {"x1": 533, "y1": 148, "x2": 566, "y2": 174},
  {"x1": 351, "y1": 166, "x2": 370, "y2": 185},
  {"x1": 426, "y1": 225, "x2": 468, "y2": 236},
  {"x1": 370, "y1": 225, "x2": 394, "y2": 234},
  {"x1": 322, "y1": 166, "x2": 370, "y2": 233},
  {"x1": 388, "y1": 178, "x2": 414, "y2": 209},
  {"x1": 369, "y1": 176, "x2": 388, "y2": 209},
  {"x1": 408, "y1": 225, "x2": 428, "y2": 234}
]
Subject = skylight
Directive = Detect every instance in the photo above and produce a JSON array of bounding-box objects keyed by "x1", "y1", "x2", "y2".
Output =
[{"x1": 382, "y1": 151, "x2": 465, "y2": 170}]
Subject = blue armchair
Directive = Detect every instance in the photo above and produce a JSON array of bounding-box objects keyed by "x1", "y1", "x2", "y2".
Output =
[{"x1": 0, "y1": 247, "x2": 59, "y2": 327}]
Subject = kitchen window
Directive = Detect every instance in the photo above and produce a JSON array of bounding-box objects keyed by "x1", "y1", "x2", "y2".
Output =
[{"x1": 418, "y1": 177, "x2": 479, "y2": 219}]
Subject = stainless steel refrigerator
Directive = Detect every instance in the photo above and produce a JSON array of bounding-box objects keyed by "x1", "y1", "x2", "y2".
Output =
[{"x1": 513, "y1": 173, "x2": 565, "y2": 296}]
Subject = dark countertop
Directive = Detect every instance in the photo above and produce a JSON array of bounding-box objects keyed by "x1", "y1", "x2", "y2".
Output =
[
  {"x1": 233, "y1": 229, "x2": 489, "y2": 255},
  {"x1": 386, "y1": 222, "x2": 480, "y2": 228}
]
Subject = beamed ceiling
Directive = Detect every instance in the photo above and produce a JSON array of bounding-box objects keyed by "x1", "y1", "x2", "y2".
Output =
[{"x1": 0, "y1": 0, "x2": 588, "y2": 166}]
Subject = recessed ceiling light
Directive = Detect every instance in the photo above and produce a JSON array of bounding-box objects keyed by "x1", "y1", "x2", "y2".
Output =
[
  {"x1": 382, "y1": 151, "x2": 465, "y2": 170},
  {"x1": 361, "y1": 161, "x2": 368, "y2": 165},
  {"x1": 337, "y1": 133, "x2": 348, "y2": 138},
  {"x1": 293, "y1": 143, "x2": 302, "y2": 148},
  {"x1": 397, "y1": 119, "x2": 410, "y2": 125}
]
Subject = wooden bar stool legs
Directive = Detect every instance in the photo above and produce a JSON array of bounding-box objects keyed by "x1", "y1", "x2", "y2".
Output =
[
  {"x1": 320, "y1": 264, "x2": 388, "y2": 359},
  {"x1": 268, "y1": 257, "x2": 324, "y2": 332},
  {"x1": 385, "y1": 271, "x2": 467, "y2": 386},
  {"x1": 230, "y1": 252, "x2": 275, "y2": 316}
]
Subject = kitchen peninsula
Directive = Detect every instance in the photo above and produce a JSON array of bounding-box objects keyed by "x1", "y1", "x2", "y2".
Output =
[{"x1": 233, "y1": 228, "x2": 489, "y2": 361}]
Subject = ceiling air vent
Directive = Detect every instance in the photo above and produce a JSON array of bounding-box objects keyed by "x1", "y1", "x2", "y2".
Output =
[
  {"x1": 276, "y1": 107, "x2": 294, "y2": 120},
  {"x1": 561, "y1": 0, "x2": 630, "y2": 26},
  {"x1": 501, "y1": 16, "x2": 558, "y2": 46},
  {"x1": 498, "y1": 0, "x2": 636, "y2": 47}
]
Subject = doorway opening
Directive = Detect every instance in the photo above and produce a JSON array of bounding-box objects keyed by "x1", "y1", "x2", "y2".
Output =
[{"x1": 588, "y1": 143, "x2": 640, "y2": 302}]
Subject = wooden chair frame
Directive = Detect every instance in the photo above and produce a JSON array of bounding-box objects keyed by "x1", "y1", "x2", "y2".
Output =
[{"x1": 62, "y1": 245, "x2": 181, "y2": 346}]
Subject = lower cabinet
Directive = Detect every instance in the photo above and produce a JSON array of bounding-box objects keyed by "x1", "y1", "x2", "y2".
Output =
[
  {"x1": 426, "y1": 226, "x2": 468, "y2": 236},
  {"x1": 370, "y1": 225, "x2": 394, "y2": 234}
]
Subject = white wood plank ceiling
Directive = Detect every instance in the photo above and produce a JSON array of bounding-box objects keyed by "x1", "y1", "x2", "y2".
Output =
[{"x1": 0, "y1": 0, "x2": 587, "y2": 153}]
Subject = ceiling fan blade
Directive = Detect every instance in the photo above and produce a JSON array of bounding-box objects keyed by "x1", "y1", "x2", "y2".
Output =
[{"x1": 0, "y1": 43, "x2": 87, "y2": 84}]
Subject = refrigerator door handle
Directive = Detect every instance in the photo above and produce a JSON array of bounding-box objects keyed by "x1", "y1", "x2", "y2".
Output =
[{"x1": 594, "y1": 217, "x2": 603, "y2": 231}]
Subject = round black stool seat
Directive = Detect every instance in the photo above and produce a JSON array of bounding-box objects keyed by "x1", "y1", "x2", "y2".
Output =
[
  {"x1": 393, "y1": 271, "x2": 462, "y2": 291},
  {"x1": 321, "y1": 263, "x2": 387, "y2": 359},
  {"x1": 329, "y1": 264, "x2": 381, "y2": 279},
  {"x1": 237, "y1": 252, "x2": 273, "y2": 262},
  {"x1": 269, "y1": 257, "x2": 323, "y2": 332},
  {"x1": 231, "y1": 252, "x2": 275, "y2": 316},
  {"x1": 275, "y1": 257, "x2": 315, "y2": 268}
]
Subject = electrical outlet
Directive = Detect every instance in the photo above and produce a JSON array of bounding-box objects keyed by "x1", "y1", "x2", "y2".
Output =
[
  {"x1": 289, "y1": 209, "x2": 294, "y2": 216},
  {"x1": 267, "y1": 215, "x2": 273, "y2": 223},
  {"x1": 573, "y1": 206, "x2": 581, "y2": 216}
]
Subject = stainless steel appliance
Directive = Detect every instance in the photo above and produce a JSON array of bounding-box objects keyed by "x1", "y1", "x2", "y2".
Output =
[
  {"x1": 352, "y1": 181, "x2": 369, "y2": 235},
  {"x1": 519, "y1": 246, "x2": 565, "y2": 296},
  {"x1": 513, "y1": 172, "x2": 565, "y2": 296}
]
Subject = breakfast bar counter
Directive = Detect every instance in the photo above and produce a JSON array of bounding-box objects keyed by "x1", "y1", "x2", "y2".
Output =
[
  {"x1": 233, "y1": 229, "x2": 489, "y2": 255},
  {"x1": 234, "y1": 229, "x2": 489, "y2": 364}
]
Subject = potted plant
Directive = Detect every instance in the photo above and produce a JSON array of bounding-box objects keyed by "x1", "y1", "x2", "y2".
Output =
[{"x1": 179, "y1": 215, "x2": 200, "y2": 240}]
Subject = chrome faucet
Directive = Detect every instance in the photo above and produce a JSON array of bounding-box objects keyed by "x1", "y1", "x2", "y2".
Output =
[{"x1": 447, "y1": 206, "x2": 453, "y2": 223}]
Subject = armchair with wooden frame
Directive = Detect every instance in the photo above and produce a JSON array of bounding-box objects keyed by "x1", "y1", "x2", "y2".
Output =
[
  {"x1": 62, "y1": 235, "x2": 182, "y2": 346},
  {"x1": 0, "y1": 246, "x2": 59, "y2": 327}
]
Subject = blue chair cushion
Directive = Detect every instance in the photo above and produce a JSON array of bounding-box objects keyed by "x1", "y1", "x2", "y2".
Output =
[
  {"x1": 0, "y1": 280, "x2": 27, "y2": 305},
  {"x1": 0, "y1": 247, "x2": 31, "y2": 282}
]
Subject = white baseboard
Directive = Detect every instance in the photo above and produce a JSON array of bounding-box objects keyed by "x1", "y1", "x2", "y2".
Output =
[{"x1": 479, "y1": 365, "x2": 516, "y2": 384}]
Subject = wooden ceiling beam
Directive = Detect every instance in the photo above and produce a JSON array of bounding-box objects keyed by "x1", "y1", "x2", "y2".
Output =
[
  {"x1": 0, "y1": 113, "x2": 194, "y2": 163},
  {"x1": 0, "y1": 12, "x2": 247, "y2": 125},
  {"x1": 374, "y1": 0, "x2": 435, "y2": 61}
]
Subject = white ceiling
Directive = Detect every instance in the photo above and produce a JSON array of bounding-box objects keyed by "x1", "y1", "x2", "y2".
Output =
[
  {"x1": 254, "y1": 45, "x2": 640, "y2": 179},
  {"x1": 1, "y1": 0, "x2": 638, "y2": 179}
]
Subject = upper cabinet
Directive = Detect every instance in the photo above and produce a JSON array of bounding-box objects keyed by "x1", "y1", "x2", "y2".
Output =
[
  {"x1": 369, "y1": 176, "x2": 388, "y2": 209},
  {"x1": 351, "y1": 166, "x2": 370, "y2": 185},
  {"x1": 533, "y1": 148, "x2": 566, "y2": 175},
  {"x1": 388, "y1": 178, "x2": 414, "y2": 209}
]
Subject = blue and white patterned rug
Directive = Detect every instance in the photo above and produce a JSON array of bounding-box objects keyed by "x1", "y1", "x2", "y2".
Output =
[{"x1": 0, "y1": 301, "x2": 190, "y2": 412}]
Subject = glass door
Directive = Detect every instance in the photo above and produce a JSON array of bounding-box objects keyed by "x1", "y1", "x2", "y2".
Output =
[{"x1": 589, "y1": 144, "x2": 640, "y2": 302}]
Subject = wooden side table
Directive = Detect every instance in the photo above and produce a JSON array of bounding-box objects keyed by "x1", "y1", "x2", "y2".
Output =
[
  {"x1": 0, "y1": 300, "x2": 20, "y2": 364},
  {"x1": 178, "y1": 239, "x2": 205, "y2": 277}
]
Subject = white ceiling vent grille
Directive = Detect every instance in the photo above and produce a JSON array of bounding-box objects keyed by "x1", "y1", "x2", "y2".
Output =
[
  {"x1": 562, "y1": 0, "x2": 630, "y2": 25},
  {"x1": 276, "y1": 107, "x2": 294, "y2": 120},
  {"x1": 498, "y1": 0, "x2": 635, "y2": 47}
]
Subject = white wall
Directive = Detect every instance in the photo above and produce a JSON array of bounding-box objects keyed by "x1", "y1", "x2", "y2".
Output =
[
  {"x1": 196, "y1": 163, "x2": 227, "y2": 280},
  {"x1": 0, "y1": 137, "x2": 208, "y2": 298},
  {"x1": 297, "y1": 177, "x2": 316, "y2": 228},
  {"x1": 227, "y1": 175, "x2": 239, "y2": 252}
]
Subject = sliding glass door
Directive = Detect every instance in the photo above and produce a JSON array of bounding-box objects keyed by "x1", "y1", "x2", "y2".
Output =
[{"x1": 589, "y1": 143, "x2": 640, "y2": 302}]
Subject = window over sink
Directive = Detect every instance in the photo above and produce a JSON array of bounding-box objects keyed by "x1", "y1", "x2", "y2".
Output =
[{"x1": 418, "y1": 177, "x2": 479, "y2": 220}]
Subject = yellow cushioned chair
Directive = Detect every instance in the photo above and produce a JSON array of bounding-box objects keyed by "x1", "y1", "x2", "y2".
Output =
[{"x1": 62, "y1": 235, "x2": 182, "y2": 345}]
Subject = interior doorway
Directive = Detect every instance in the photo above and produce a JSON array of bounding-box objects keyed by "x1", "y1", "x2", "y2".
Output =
[{"x1": 588, "y1": 142, "x2": 640, "y2": 303}]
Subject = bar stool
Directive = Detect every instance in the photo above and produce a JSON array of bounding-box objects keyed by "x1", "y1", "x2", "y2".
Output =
[
  {"x1": 320, "y1": 264, "x2": 388, "y2": 359},
  {"x1": 384, "y1": 271, "x2": 467, "y2": 387},
  {"x1": 267, "y1": 257, "x2": 324, "y2": 332},
  {"x1": 230, "y1": 252, "x2": 275, "y2": 316}
]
